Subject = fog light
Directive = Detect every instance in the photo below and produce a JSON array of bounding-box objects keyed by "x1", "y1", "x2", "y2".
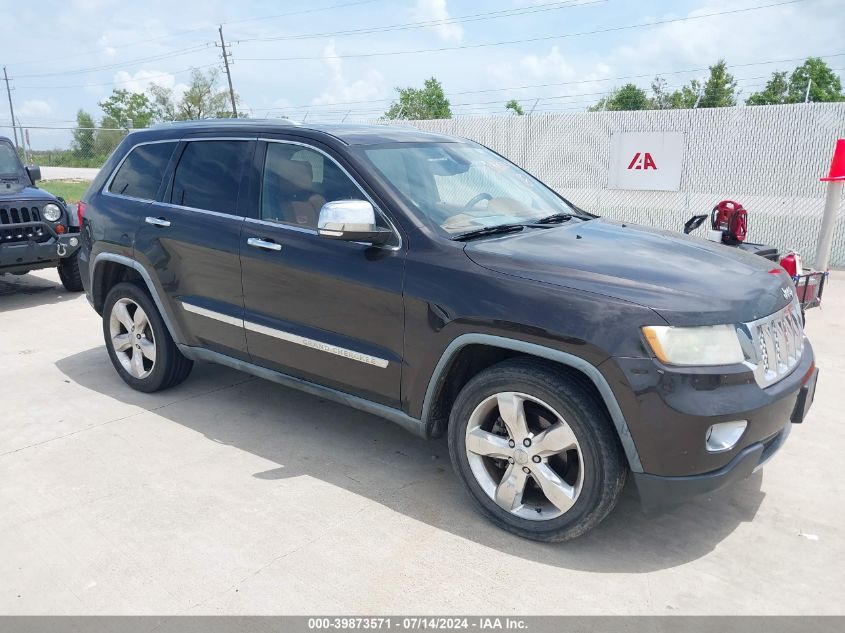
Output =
[
  {"x1": 69, "y1": 237, "x2": 79, "y2": 247},
  {"x1": 706, "y1": 421, "x2": 747, "y2": 453}
]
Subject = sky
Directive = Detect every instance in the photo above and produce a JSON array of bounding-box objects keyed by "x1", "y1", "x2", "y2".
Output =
[{"x1": 1, "y1": 0, "x2": 843, "y2": 149}]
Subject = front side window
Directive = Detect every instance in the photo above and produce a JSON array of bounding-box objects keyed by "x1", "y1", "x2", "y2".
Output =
[
  {"x1": 171, "y1": 140, "x2": 250, "y2": 214},
  {"x1": 109, "y1": 142, "x2": 176, "y2": 200},
  {"x1": 0, "y1": 141, "x2": 23, "y2": 178},
  {"x1": 261, "y1": 143, "x2": 363, "y2": 229},
  {"x1": 359, "y1": 142, "x2": 578, "y2": 236}
]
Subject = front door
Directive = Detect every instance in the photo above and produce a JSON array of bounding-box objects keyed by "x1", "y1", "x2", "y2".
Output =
[
  {"x1": 134, "y1": 137, "x2": 253, "y2": 359},
  {"x1": 240, "y1": 140, "x2": 405, "y2": 407}
]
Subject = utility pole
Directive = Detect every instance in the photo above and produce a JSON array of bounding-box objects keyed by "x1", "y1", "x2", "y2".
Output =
[
  {"x1": 2, "y1": 67, "x2": 20, "y2": 151},
  {"x1": 217, "y1": 25, "x2": 238, "y2": 118},
  {"x1": 693, "y1": 87, "x2": 704, "y2": 108},
  {"x1": 805, "y1": 78, "x2": 812, "y2": 103}
]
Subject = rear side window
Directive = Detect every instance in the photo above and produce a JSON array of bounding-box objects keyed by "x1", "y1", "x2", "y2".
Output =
[
  {"x1": 171, "y1": 140, "x2": 250, "y2": 214},
  {"x1": 109, "y1": 142, "x2": 176, "y2": 200}
]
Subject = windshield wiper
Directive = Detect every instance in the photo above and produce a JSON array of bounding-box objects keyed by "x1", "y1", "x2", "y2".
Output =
[
  {"x1": 532, "y1": 213, "x2": 573, "y2": 224},
  {"x1": 451, "y1": 223, "x2": 526, "y2": 241}
]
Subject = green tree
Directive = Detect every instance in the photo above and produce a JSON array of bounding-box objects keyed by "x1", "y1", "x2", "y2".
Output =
[
  {"x1": 698, "y1": 59, "x2": 737, "y2": 108},
  {"x1": 384, "y1": 77, "x2": 451, "y2": 120},
  {"x1": 746, "y1": 71, "x2": 789, "y2": 105},
  {"x1": 669, "y1": 79, "x2": 703, "y2": 109},
  {"x1": 147, "y1": 69, "x2": 239, "y2": 121},
  {"x1": 505, "y1": 99, "x2": 524, "y2": 115},
  {"x1": 589, "y1": 83, "x2": 650, "y2": 111},
  {"x1": 650, "y1": 76, "x2": 674, "y2": 109},
  {"x1": 95, "y1": 116, "x2": 126, "y2": 156},
  {"x1": 72, "y1": 109, "x2": 95, "y2": 156},
  {"x1": 98, "y1": 89, "x2": 158, "y2": 128},
  {"x1": 787, "y1": 57, "x2": 844, "y2": 103},
  {"x1": 746, "y1": 58, "x2": 843, "y2": 105}
]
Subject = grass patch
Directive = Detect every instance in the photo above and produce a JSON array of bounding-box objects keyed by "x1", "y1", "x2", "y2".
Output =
[{"x1": 39, "y1": 180, "x2": 91, "y2": 204}]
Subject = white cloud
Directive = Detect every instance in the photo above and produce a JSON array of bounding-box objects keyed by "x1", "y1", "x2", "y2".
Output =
[
  {"x1": 311, "y1": 41, "x2": 384, "y2": 114},
  {"x1": 18, "y1": 100, "x2": 53, "y2": 119},
  {"x1": 412, "y1": 0, "x2": 463, "y2": 43},
  {"x1": 110, "y1": 69, "x2": 182, "y2": 94},
  {"x1": 99, "y1": 35, "x2": 116, "y2": 57}
]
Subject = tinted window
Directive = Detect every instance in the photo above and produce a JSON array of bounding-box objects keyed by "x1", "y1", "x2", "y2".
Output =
[
  {"x1": 361, "y1": 143, "x2": 575, "y2": 236},
  {"x1": 261, "y1": 143, "x2": 363, "y2": 228},
  {"x1": 0, "y1": 142, "x2": 23, "y2": 177},
  {"x1": 171, "y1": 140, "x2": 250, "y2": 214},
  {"x1": 109, "y1": 142, "x2": 176, "y2": 200}
]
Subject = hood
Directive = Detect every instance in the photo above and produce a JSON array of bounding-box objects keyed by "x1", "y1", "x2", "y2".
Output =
[
  {"x1": 0, "y1": 181, "x2": 60, "y2": 203},
  {"x1": 464, "y1": 218, "x2": 794, "y2": 326}
]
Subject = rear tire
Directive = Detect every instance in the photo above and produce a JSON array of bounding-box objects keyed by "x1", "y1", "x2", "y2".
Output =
[
  {"x1": 448, "y1": 357, "x2": 627, "y2": 542},
  {"x1": 58, "y1": 254, "x2": 83, "y2": 292},
  {"x1": 102, "y1": 281, "x2": 193, "y2": 392}
]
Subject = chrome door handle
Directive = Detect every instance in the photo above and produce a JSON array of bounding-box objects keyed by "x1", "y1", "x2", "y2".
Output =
[
  {"x1": 145, "y1": 216, "x2": 171, "y2": 227},
  {"x1": 247, "y1": 237, "x2": 282, "y2": 251}
]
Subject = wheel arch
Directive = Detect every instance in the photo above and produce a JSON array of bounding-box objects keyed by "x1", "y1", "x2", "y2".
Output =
[
  {"x1": 421, "y1": 334, "x2": 643, "y2": 473},
  {"x1": 91, "y1": 253, "x2": 184, "y2": 345}
]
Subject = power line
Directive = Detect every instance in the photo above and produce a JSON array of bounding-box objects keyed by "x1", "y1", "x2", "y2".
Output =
[
  {"x1": 239, "y1": 0, "x2": 806, "y2": 62},
  {"x1": 222, "y1": 0, "x2": 384, "y2": 26},
  {"x1": 234, "y1": 0, "x2": 605, "y2": 43},
  {"x1": 10, "y1": 44, "x2": 212, "y2": 79},
  {"x1": 13, "y1": 64, "x2": 219, "y2": 91},
  {"x1": 254, "y1": 77, "x2": 782, "y2": 119},
  {"x1": 3, "y1": 0, "x2": 386, "y2": 68},
  {"x1": 247, "y1": 53, "x2": 844, "y2": 114}
]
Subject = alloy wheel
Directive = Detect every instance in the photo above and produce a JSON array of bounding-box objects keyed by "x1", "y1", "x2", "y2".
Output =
[
  {"x1": 464, "y1": 391, "x2": 584, "y2": 521},
  {"x1": 109, "y1": 298, "x2": 156, "y2": 379}
]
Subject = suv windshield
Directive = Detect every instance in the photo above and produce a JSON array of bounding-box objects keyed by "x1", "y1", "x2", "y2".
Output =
[
  {"x1": 0, "y1": 141, "x2": 23, "y2": 179},
  {"x1": 359, "y1": 141, "x2": 579, "y2": 236}
]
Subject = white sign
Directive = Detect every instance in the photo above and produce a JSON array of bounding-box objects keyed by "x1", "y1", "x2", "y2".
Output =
[{"x1": 607, "y1": 131, "x2": 685, "y2": 191}]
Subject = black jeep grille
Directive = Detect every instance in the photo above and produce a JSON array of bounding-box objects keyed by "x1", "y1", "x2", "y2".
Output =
[{"x1": 0, "y1": 205, "x2": 50, "y2": 244}]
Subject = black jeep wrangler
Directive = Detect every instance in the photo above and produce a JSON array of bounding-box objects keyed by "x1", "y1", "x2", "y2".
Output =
[
  {"x1": 78, "y1": 120, "x2": 818, "y2": 541},
  {"x1": 1, "y1": 136, "x2": 82, "y2": 290}
]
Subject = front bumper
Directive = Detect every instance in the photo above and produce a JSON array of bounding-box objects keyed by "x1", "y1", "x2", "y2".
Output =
[
  {"x1": 604, "y1": 341, "x2": 817, "y2": 512},
  {"x1": 633, "y1": 419, "x2": 789, "y2": 513},
  {"x1": 0, "y1": 230, "x2": 81, "y2": 274}
]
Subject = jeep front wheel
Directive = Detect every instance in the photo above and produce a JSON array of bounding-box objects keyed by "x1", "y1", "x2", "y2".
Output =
[
  {"x1": 57, "y1": 253, "x2": 83, "y2": 292},
  {"x1": 103, "y1": 282, "x2": 193, "y2": 392},
  {"x1": 448, "y1": 358, "x2": 627, "y2": 542}
]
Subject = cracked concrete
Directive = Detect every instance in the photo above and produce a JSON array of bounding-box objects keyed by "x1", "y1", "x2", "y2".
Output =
[{"x1": 0, "y1": 269, "x2": 842, "y2": 615}]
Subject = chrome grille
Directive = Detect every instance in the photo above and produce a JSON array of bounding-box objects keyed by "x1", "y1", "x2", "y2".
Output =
[{"x1": 740, "y1": 299, "x2": 805, "y2": 388}]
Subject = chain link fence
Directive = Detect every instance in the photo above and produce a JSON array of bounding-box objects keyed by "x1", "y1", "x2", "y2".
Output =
[
  {"x1": 392, "y1": 103, "x2": 845, "y2": 267},
  {"x1": 0, "y1": 126, "x2": 128, "y2": 170},
  {"x1": 4, "y1": 103, "x2": 844, "y2": 265}
]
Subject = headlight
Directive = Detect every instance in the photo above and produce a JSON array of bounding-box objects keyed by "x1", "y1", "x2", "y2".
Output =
[
  {"x1": 642, "y1": 324, "x2": 744, "y2": 366},
  {"x1": 42, "y1": 203, "x2": 62, "y2": 222}
]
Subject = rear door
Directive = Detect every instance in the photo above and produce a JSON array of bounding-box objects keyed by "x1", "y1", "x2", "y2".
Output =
[
  {"x1": 239, "y1": 139, "x2": 406, "y2": 407},
  {"x1": 133, "y1": 137, "x2": 254, "y2": 359}
]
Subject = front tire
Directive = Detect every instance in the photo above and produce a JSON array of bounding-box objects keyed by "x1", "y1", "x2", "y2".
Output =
[
  {"x1": 58, "y1": 253, "x2": 83, "y2": 291},
  {"x1": 102, "y1": 282, "x2": 193, "y2": 392},
  {"x1": 448, "y1": 358, "x2": 627, "y2": 542}
]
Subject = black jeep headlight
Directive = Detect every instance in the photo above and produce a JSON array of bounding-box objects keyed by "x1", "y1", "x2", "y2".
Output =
[{"x1": 42, "y1": 203, "x2": 62, "y2": 222}]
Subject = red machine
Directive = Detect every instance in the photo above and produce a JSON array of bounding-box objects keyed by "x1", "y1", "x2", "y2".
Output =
[
  {"x1": 684, "y1": 200, "x2": 827, "y2": 312},
  {"x1": 711, "y1": 200, "x2": 748, "y2": 244}
]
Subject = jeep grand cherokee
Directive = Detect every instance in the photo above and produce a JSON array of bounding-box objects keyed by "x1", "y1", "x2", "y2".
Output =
[{"x1": 77, "y1": 120, "x2": 818, "y2": 541}]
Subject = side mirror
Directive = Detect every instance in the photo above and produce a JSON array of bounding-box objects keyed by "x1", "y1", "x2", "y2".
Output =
[
  {"x1": 318, "y1": 200, "x2": 393, "y2": 245},
  {"x1": 26, "y1": 165, "x2": 41, "y2": 184}
]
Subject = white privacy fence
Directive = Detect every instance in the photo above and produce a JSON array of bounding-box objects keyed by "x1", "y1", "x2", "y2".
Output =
[{"x1": 394, "y1": 103, "x2": 845, "y2": 267}]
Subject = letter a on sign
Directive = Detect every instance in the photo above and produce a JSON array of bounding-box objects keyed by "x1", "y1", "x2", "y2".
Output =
[
  {"x1": 609, "y1": 132, "x2": 684, "y2": 191},
  {"x1": 627, "y1": 152, "x2": 658, "y2": 170}
]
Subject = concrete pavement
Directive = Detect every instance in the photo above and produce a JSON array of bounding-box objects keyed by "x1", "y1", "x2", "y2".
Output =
[
  {"x1": 40, "y1": 166, "x2": 99, "y2": 181},
  {"x1": 0, "y1": 269, "x2": 842, "y2": 615}
]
